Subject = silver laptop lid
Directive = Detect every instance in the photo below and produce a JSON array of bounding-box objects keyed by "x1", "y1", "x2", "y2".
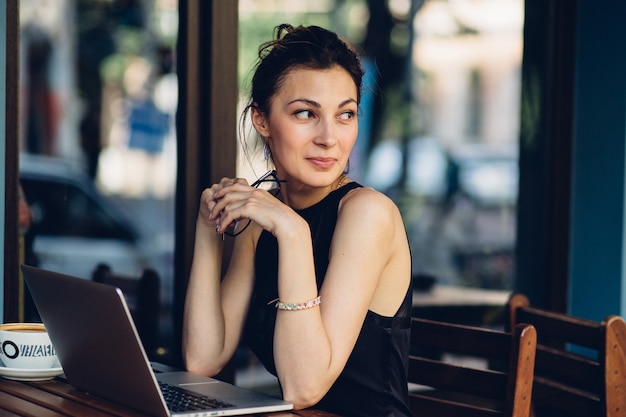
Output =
[
  {"x1": 22, "y1": 265, "x2": 293, "y2": 417},
  {"x1": 22, "y1": 264, "x2": 170, "y2": 417}
]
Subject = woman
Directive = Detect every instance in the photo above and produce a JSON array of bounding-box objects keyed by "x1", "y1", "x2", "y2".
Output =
[{"x1": 183, "y1": 24, "x2": 412, "y2": 416}]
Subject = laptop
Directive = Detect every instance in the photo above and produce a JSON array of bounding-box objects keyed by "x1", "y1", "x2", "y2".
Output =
[{"x1": 21, "y1": 265, "x2": 293, "y2": 417}]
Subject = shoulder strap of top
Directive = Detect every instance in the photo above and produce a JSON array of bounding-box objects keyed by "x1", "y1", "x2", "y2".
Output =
[{"x1": 334, "y1": 181, "x2": 362, "y2": 199}]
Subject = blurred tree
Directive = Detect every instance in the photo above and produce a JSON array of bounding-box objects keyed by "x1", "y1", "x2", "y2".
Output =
[
  {"x1": 360, "y1": 0, "x2": 400, "y2": 151},
  {"x1": 360, "y1": 0, "x2": 423, "y2": 200},
  {"x1": 22, "y1": 23, "x2": 58, "y2": 156},
  {"x1": 76, "y1": 0, "x2": 145, "y2": 179}
]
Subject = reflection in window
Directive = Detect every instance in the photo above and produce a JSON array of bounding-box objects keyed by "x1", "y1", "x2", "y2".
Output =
[
  {"x1": 236, "y1": 0, "x2": 523, "y2": 393},
  {"x1": 19, "y1": 0, "x2": 178, "y2": 362},
  {"x1": 406, "y1": 0, "x2": 522, "y2": 290},
  {"x1": 20, "y1": 170, "x2": 135, "y2": 241},
  {"x1": 239, "y1": 0, "x2": 523, "y2": 291}
]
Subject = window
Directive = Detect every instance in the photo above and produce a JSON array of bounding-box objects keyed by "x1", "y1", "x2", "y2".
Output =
[
  {"x1": 18, "y1": 0, "x2": 178, "y2": 361},
  {"x1": 239, "y1": 0, "x2": 524, "y2": 291}
]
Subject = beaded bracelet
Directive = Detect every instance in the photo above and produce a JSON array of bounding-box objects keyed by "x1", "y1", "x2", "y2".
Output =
[{"x1": 273, "y1": 295, "x2": 321, "y2": 311}]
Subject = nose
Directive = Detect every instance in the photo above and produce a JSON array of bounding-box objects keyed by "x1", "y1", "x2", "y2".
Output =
[{"x1": 313, "y1": 118, "x2": 337, "y2": 147}]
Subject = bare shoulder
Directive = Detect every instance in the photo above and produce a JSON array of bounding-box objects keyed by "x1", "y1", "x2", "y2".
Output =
[
  {"x1": 339, "y1": 185, "x2": 401, "y2": 222},
  {"x1": 336, "y1": 186, "x2": 406, "y2": 241},
  {"x1": 335, "y1": 185, "x2": 411, "y2": 316}
]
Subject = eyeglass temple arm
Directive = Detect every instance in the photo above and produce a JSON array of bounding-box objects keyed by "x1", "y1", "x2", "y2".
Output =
[{"x1": 251, "y1": 170, "x2": 286, "y2": 187}]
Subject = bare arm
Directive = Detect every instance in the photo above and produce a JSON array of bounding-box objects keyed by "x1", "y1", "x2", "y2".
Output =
[
  {"x1": 182, "y1": 182, "x2": 257, "y2": 376},
  {"x1": 183, "y1": 181, "x2": 411, "y2": 409},
  {"x1": 272, "y1": 188, "x2": 411, "y2": 409}
]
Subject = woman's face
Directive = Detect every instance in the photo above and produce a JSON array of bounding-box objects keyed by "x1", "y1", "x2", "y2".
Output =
[{"x1": 253, "y1": 66, "x2": 359, "y2": 190}]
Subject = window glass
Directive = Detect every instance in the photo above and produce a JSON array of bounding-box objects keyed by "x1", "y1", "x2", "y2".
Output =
[
  {"x1": 20, "y1": 173, "x2": 136, "y2": 241},
  {"x1": 239, "y1": 0, "x2": 523, "y2": 291},
  {"x1": 19, "y1": 0, "x2": 177, "y2": 363},
  {"x1": 235, "y1": 0, "x2": 522, "y2": 392}
]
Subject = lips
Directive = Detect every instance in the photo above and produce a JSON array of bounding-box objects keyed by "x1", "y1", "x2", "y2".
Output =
[{"x1": 307, "y1": 157, "x2": 337, "y2": 169}]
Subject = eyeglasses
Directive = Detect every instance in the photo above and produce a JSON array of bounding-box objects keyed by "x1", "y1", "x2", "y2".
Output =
[{"x1": 223, "y1": 170, "x2": 286, "y2": 238}]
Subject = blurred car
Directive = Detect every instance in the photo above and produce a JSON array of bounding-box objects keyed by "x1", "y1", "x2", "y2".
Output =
[
  {"x1": 452, "y1": 143, "x2": 519, "y2": 207},
  {"x1": 365, "y1": 138, "x2": 517, "y2": 289},
  {"x1": 365, "y1": 137, "x2": 519, "y2": 207},
  {"x1": 18, "y1": 153, "x2": 166, "y2": 281}
]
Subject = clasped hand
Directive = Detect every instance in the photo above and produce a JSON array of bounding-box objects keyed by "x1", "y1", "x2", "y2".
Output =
[{"x1": 198, "y1": 177, "x2": 287, "y2": 238}]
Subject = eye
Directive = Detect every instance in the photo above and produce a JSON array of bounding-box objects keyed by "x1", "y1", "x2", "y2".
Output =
[
  {"x1": 294, "y1": 109, "x2": 315, "y2": 120},
  {"x1": 338, "y1": 110, "x2": 356, "y2": 121}
]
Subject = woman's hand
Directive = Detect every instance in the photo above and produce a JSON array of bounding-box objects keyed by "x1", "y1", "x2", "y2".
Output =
[
  {"x1": 206, "y1": 178, "x2": 299, "y2": 239},
  {"x1": 197, "y1": 177, "x2": 248, "y2": 232}
]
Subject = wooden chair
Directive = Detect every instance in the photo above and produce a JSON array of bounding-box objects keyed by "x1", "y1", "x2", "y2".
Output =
[
  {"x1": 92, "y1": 263, "x2": 160, "y2": 360},
  {"x1": 409, "y1": 317, "x2": 537, "y2": 417},
  {"x1": 506, "y1": 293, "x2": 626, "y2": 417}
]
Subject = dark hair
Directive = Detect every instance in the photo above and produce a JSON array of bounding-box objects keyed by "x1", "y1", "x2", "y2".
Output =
[{"x1": 240, "y1": 24, "x2": 364, "y2": 160}]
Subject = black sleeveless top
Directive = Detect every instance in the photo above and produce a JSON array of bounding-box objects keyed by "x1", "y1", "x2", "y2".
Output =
[{"x1": 244, "y1": 182, "x2": 413, "y2": 417}]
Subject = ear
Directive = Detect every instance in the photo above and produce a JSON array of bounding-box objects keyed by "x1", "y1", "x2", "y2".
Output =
[{"x1": 251, "y1": 105, "x2": 270, "y2": 137}]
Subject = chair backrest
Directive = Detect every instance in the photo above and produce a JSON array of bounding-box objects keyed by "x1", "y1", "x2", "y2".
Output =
[
  {"x1": 506, "y1": 293, "x2": 626, "y2": 417},
  {"x1": 409, "y1": 317, "x2": 536, "y2": 417},
  {"x1": 92, "y1": 263, "x2": 160, "y2": 359}
]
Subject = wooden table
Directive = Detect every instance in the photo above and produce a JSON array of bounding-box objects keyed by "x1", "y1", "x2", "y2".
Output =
[{"x1": 0, "y1": 376, "x2": 338, "y2": 417}]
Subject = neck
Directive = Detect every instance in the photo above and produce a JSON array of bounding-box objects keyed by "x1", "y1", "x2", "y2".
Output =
[
  {"x1": 280, "y1": 177, "x2": 349, "y2": 210},
  {"x1": 335, "y1": 174, "x2": 347, "y2": 190}
]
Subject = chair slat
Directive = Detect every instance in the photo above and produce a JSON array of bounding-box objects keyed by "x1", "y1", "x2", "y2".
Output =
[
  {"x1": 506, "y1": 292, "x2": 626, "y2": 417},
  {"x1": 409, "y1": 317, "x2": 536, "y2": 417},
  {"x1": 410, "y1": 392, "x2": 504, "y2": 417},
  {"x1": 516, "y1": 307, "x2": 602, "y2": 349},
  {"x1": 534, "y1": 344, "x2": 601, "y2": 392},
  {"x1": 411, "y1": 318, "x2": 512, "y2": 359},
  {"x1": 409, "y1": 356, "x2": 508, "y2": 398},
  {"x1": 532, "y1": 377, "x2": 602, "y2": 416},
  {"x1": 605, "y1": 315, "x2": 626, "y2": 417}
]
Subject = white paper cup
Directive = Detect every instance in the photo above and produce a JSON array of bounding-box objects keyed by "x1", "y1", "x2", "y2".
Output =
[{"x1": 0, "y1": 323, "x2": 58, "y2": 369}]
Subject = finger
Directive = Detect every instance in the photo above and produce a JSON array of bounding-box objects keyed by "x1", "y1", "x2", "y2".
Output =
[
  {"x1": 213, "y1": 177, "x2": 251, "y2": 199},
  {"x1": 215, "y1": 200, "x2": 247, "y2": 232},
  {"x1": 199, "y1": 189, "x2": 212, "y2": 212},
  {"x1": 201, "y1": 188, "x2": 219, "y2": 211}
]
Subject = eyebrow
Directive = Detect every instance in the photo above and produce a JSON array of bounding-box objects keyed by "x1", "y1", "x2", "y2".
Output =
[{"x1": 287, "y1": 98, "x2": 358, "y2": 108}]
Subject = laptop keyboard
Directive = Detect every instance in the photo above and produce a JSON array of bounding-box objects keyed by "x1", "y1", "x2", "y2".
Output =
[{"x1": 159, "y1": 381, "x2": 236, "y2": 412}]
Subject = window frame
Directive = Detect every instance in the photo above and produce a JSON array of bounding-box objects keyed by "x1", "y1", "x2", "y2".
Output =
[{"x1": 4, "y1": 1, "x2": 20, "y2": 322}]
